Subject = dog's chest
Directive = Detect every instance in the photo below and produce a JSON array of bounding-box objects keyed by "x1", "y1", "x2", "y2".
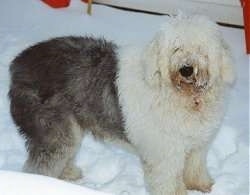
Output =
[{"x1": 118, "y1": 83, "x2": 221, "y2": 153}]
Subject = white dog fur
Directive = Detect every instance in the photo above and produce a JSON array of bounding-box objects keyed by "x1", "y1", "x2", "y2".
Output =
[{"x1": 116, "y1": 15, "x2": 234, "y2": 195}]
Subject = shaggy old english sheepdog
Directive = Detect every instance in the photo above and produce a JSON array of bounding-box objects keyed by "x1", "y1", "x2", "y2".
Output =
[{"x1": 9, "y1": 15, "x2": 234, "y2": 195}]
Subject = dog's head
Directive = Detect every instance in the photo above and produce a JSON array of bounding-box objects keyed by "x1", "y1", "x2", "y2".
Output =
[{"x1": 142, "y1": 15, "x2": 235, "y2": 99}]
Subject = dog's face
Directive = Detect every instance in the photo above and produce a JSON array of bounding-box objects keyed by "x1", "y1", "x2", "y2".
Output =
[
  {"x1": 169, "y1": 46, "x2": 210, "y2": 96},
  {"x1": 142, "y1": 15, "x2": 235, "y2": 100}
]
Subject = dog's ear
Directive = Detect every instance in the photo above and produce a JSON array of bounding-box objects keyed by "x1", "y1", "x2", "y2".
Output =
[
  {"x1": 220, "y1": 40, "x2": 235, "y2": 85},
  {"x1": 142, "y1": 32, "x2": 164, "y2": 88}
]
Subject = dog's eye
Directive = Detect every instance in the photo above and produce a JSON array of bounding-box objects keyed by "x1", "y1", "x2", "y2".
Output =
[{"x1": 179, "y1": 65, "x2": 193, "y2": 77}]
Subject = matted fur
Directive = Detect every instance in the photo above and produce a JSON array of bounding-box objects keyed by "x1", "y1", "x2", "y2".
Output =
[{"x1": 9, "y1": 15, "x2": 234, "y2": 195}]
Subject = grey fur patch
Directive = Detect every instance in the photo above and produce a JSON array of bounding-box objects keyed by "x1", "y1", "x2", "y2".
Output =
[{"x1": 9, "y1": 36, "x2": 126, "y2": 178}]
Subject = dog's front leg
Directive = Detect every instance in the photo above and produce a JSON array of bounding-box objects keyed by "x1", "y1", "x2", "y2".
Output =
[
  {"x1": 183, "y1": 147, "x2": 214, "y2": 193},
  {"x1": 143, "y1": 150, "x2": 187, "y2": 195}
]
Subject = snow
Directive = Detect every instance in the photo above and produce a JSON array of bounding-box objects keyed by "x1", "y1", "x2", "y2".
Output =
[
  {"x1": 0, "y1": 170, "x2": 110, "y2": 195},
  {"x1": 0, "y1": 0, "x2": 248, "y2": 195}
]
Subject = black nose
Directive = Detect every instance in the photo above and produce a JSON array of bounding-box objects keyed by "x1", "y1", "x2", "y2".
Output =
[{"x1": 179, "y1": 65, "x2": 193, "y2": 77}]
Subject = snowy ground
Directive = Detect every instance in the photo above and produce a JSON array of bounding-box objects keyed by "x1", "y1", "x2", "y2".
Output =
[{"x1": 0, "y1": 0, "x2": 249, "y2": 195}]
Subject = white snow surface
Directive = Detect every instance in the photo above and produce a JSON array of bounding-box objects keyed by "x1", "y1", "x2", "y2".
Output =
[
  {"x1": 0, "y1": 0, "x2": 248, "y2": 195},
  {"x1": 0, "y1": 170, "x2": 111, "y2": 195}
]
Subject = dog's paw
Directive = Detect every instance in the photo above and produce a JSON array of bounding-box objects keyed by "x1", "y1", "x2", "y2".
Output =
[
  {"x1": 186, "y1": 176, "x2": 214, "y2": 193},
  {"x1": 59, "y1": 165, "x2": 82, "y2": 181}
]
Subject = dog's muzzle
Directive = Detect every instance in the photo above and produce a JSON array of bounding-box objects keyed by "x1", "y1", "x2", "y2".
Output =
[{"x1": 171, "y1": 65, "x2": 209, "y2": 95}]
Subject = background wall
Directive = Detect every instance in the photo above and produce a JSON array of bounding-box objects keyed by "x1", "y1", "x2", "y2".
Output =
[{"x1": 94, "y1": 0, "x2": 243, "y2": 25}]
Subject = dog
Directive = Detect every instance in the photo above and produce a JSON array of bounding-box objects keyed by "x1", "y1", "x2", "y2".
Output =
[{"x1": 9, "y1": 15, "x2": 234, "y2": 195}]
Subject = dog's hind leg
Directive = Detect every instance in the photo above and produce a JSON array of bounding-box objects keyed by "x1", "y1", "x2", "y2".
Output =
[
  {"x1": 59, "y1": 120, "x2": 83, "y2": 181},
  {"x1": 9, "y1": 86, "x2": 83, "y2": 179},
  {"x1": 21, "y1": 95, "x2": 83, "y2": 180},
  {"x1": 23, "y1": 115, "x2": 83, "y2": 179}
]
